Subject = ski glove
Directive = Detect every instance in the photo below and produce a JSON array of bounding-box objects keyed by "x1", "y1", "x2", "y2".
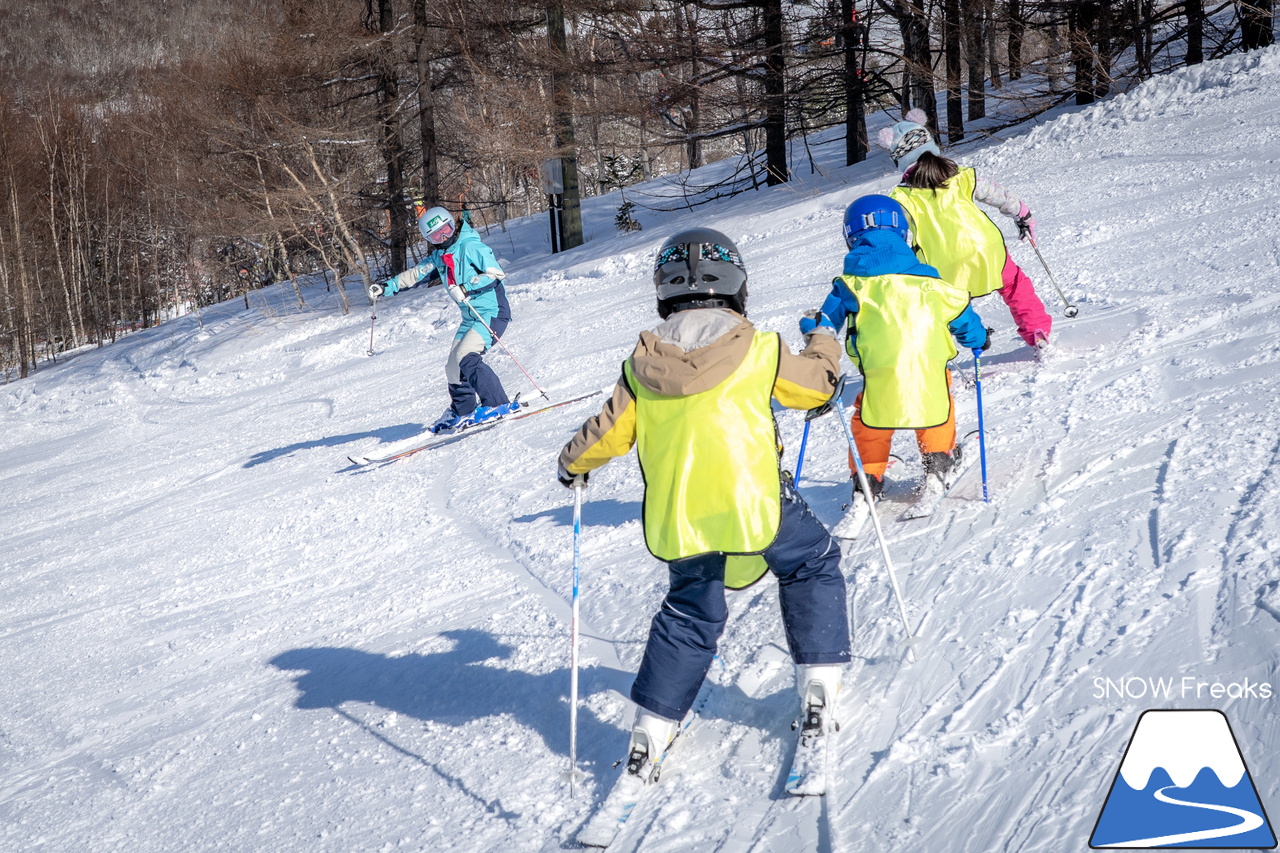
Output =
[
  {"x1": 973, "y1": 327, "x2": 994, "y2": 356},
  {"x1": 447, "y1": 283, "x2": 466, "y2": 305},
  {"x1": 557, "y1": 464, "x2": 589, "y2": 490},
  {"x1": 367, "y1": 282, "x2": 384, "y2": 299},
  {"x1": 798, "y1": 308, "x2": 835, "y2": 337},
  {"x1": 1015, "y1": 202, "x2": 1037, "y2": 243}
]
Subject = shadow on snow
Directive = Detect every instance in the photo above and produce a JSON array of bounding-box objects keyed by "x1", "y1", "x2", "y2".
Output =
[{"x1": 244, "y1": 422, "x2": 424, "y2": 468}]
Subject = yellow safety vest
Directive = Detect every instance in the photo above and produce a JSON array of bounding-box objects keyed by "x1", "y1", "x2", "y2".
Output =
[
  {"x1": 624, "y1": 331, "x2": 782, "y2": 588},
  {"x1": 891, "y1": 167, "x2": 1007, "y2": 298},
  {"x1": 841, "y1": 271, "x2": 970, "y2": 429}
]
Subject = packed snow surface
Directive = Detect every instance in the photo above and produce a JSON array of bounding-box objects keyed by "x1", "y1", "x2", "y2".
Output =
[{"x1": 4, "y1": 47, "x2": 1280, "y2": 852}]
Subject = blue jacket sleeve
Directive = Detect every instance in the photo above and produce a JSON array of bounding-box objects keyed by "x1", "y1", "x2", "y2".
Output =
[{"x1": 948, "y1": 304, "x2": 988, "y2": 350}]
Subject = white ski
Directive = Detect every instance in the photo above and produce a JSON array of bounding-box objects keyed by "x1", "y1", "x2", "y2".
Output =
[
  {"x1": 833, "y1": 456, "x2": 900, "y2": 539},
  {"x1": 785, "y1": 702, "x2": 835, "y2": 797},
  {"x1": 577, "y1": 714, "x2": 693, "y2": 848},
  {"x1": 900, "y1": 430, "x2": 981, "y2": 520},
  {"x1": 832, "y1": 491, "x2": 874, "y2": 539},
  {"x1": 347, "y1": 390, "x2": 602, "y2": 467}
]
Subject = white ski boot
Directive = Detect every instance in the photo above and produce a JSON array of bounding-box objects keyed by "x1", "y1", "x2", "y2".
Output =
[
  {"x1": 626, "y1": 710, "x2": 680, "y2": 784},
  {"x1": 787, "y1": 664, "x2": 842, "y2": 796}
]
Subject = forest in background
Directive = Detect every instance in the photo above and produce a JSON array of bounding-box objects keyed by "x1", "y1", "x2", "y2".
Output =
[{"x1": 0, "y1": 0, "x2": 1272, "y2": 381}]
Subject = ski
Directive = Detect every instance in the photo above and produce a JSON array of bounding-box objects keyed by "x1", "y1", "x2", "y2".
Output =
[
  {"x1": 785, "y1": 701, "x2": 835, "y2": 797},
  {"x1": 832, "y1": 455, "x2": 901, "y2": 540},
  {"x1": 577, "y1": 712, "x2": 696, "y2": 849},
  {"x1": 899, "y1": 430, "x2": 981, "y2": 520},
  {"x1": 832, "y1": 491, "x2": 874, "y2": 540},
  {"x1": 347, "y1": 390, "x2": 603, "y2": 467}
]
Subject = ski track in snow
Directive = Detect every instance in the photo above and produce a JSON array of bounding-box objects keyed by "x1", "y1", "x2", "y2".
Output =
[{"x1": 4, "y1": 46, "x2": 1280, "y2": 853}]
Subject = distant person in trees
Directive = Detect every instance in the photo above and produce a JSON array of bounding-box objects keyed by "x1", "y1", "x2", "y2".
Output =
[
  {"x1": 557, "y1": 228, "x2": 851, "y2": 791},
  {"x1": 880, "y1": 109, "x2": 1053, "y2": 351},
  {"x1": 368, "y1": 207, "x2": 517, "y2": 433},
  {"x1": 810, "y1": 195, "x2": 989, "y2": 535}
]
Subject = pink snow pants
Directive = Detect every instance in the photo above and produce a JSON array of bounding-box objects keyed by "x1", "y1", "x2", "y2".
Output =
[{"x1": 999, "y1": 256, "x2": 1052, "y2": 347}]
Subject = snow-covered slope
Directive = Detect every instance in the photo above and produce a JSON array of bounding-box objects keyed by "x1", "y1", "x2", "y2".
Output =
[{"x1": 4, "y1": 47, "x2": 1280, "y2": 852}]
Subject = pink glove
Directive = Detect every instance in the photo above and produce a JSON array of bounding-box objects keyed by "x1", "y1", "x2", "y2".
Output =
[{"x1": 1015, "y1": 202, "x2": 1037, "y2": 244}]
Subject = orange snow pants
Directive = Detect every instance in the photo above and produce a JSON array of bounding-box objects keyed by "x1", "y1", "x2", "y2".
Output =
[{"x1": 848, "y1": 374, "x2": 956, "y2": 479}]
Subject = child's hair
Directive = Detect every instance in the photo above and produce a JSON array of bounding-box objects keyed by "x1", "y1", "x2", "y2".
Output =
[{"x1": 902, "y1": 151, "x2": 960, "y2": 192}]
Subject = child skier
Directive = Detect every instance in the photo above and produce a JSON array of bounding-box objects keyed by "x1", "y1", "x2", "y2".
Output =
[
  {"x1": 368, "y1": 207, "x2": 518, "y2": 433},
  {"x1": 557, "y1": 227, "x2": 851, "y2": 793},
  {"x1": 807, "y1": 195, "x2": 988, "y2": 532},
  {"x1": 880, "y1": 109, "x2": 1052, "y2": 350}
]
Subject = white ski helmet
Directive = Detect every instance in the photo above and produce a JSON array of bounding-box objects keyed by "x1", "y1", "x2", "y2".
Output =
[
  {"x1": 418, "y1": 206, "x2": 456, "y2": 245},
  {"x1": 652, "y1": 228, "x2": 748, "y2": 319}
]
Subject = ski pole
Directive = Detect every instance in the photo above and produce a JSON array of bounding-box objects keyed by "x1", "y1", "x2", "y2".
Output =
[
  {"x1": 830, "y1": 378, "x2": 919, "y2": 662},
  {"x1": 458, "y1": 293, "x2": 551, "y2": 401},
  {"x1": 794, "y1": 420, "x2": 811, "y2": 483},
  {"x1": 794, "y1": 395, "x2": 835, "y2": 483},
  {"x1": 974, "y1": 350, "x2": 990, "y2": 503},
  {"x1": 366, "y1": 294, "x2": 379, "y2": 356},
  {"x1": 567, "y1": 480, "x2": 586, "y2": 796},
  {"x1": 1028, "y1": 238, "x2": 1078, "y2": 318}
]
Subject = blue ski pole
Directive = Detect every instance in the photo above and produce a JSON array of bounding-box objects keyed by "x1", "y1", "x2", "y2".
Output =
[
  {"x1": 829, "y1": 376, "x2": 919, "y2": 662},
  {"x1": 794, "y1": 389, "x2": 837, "y2": 484},
  {"x1": 567, "y1": 481, "x2": 587, "y2": 795},
  {"x1": 974, "y1": 350, "x2": 990, "y2": 503},
  {"x1": 794, "y1": 420, "x2": 811, "y2": 483}
]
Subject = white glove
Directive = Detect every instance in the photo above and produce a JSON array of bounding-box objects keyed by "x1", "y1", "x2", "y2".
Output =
[{"x1": 447, "y1": 284, "x2": 465, "y2": 305}]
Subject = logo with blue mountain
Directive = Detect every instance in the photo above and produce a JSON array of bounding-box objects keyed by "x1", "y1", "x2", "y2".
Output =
[{"x1": 1091, "y1": 709, "x2": 1276, "y2": 848}]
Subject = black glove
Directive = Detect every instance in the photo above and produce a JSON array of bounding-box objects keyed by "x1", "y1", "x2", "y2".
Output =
[
  {"x1": 978, "y1": 326, "x2": 993, "y2": 353},
  {"x1": 558, "y1": 468, "x2": 589, "y2": 489},
  {"x1": 1015, "y1": 206, "x2": 1036, "y2": 242}
]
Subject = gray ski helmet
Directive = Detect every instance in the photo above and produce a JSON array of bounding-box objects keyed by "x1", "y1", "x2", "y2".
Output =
[
  {"x1": 652, "y1": 228, "x2": 748, "y2": 319},
  {"x1": 418, "y1": 206, "x2": 456, "y2": 245}
]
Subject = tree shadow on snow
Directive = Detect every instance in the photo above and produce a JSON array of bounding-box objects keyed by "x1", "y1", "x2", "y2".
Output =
[
  {"x1": 270, "y1": 629, "x2": 633, "y2": 778},
  {"x1": 244, "y1": 422, "x2": 424, "y2": 468},
  {"x1": 512, "y1": 498, "x2": 640, "y2": 529}
]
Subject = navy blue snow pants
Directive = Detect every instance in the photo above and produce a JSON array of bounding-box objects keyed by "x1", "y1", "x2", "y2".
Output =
[
  {"x1": 447, "y1": 285, "x2": 512, "y2": 416},
  {"x1": 630, "y1": 477, "x2": 851, "y2": 720}
]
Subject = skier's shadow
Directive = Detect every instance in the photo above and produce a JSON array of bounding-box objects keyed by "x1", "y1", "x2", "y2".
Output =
[
  {"x1": 245, "y1": 422, "x2": 424, "y2": 468},
  {"x1": 513, "y1": 498, "x2": 640, "y2": 529},
  {"x1": 271, "y1": 629, "x2": 631, "y2": 773}
]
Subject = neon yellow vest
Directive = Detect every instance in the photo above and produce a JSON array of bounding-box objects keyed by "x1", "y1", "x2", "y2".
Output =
[
  {"x1": 624, "y1": 331, "x2": 782, "y2": 588},
  {"x1": 891, "y1": 167, "x2": 1007, "y2": 298},
  {"x1": 841, "y1": 271, "x2": 970, "y2": 429}
]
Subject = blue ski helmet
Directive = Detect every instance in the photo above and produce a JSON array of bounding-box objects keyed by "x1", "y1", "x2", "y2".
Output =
[
  {"x1": 842, "y1": 195, "x2": 910, "y2": 248},
  {"x1": 652, "y1": 227, "x2": 748, "y2": 319},
  {"x1": 418, "y1": 206, "x2": 456, "y2": 246}
]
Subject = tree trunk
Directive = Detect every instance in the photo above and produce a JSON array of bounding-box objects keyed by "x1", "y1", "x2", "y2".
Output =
[
  {"x1": 1134, "y1": 0, "x2": 1154, "y2": 79},
  {"x1": 377, "y1": 0, "x2": 408, "y2": 276},
  {"x1": 987, "y1": 0, "x2": 1002, "y2": 89},
  {"x1": 897, "y1": 0, "x2": 938, "y2": 130},
  {"x1": 683, "y1": 6, "x2": 703, "y2": 170},
  {"x1": 413, "y1": 0, "x2": 439, "y2": 204},
  {"x1": 944, "y1": 0, "x2": 965, "y2": 142},
  {"x1": 1008, "y1": 0, "x2": 1024, "y2": 80},
  {"x1": 762, "y1": 0, "x2": 788, "y2": 185},
  {"x1": 1094, "y1": 0, "x2": 1112, "y2": 98},
  {"x1": 547, "y1": 3, "x2": 584, "y2": 249},
  {"x1": 963, "y1": 0, "x2": 987, "y2": 121},
  {"x1": 1241, "y1": 0, "x2": 1274, "y2": 50},
  {"x1": 1186, "y1": 0, "x2": 1204, "y2": 65},
  {"x1": 1070, "y1": 2, "x2": 1097, "y2": 105},
  {"x1": 842, "y1": 0, "x2": 868, "y2": 165}
]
